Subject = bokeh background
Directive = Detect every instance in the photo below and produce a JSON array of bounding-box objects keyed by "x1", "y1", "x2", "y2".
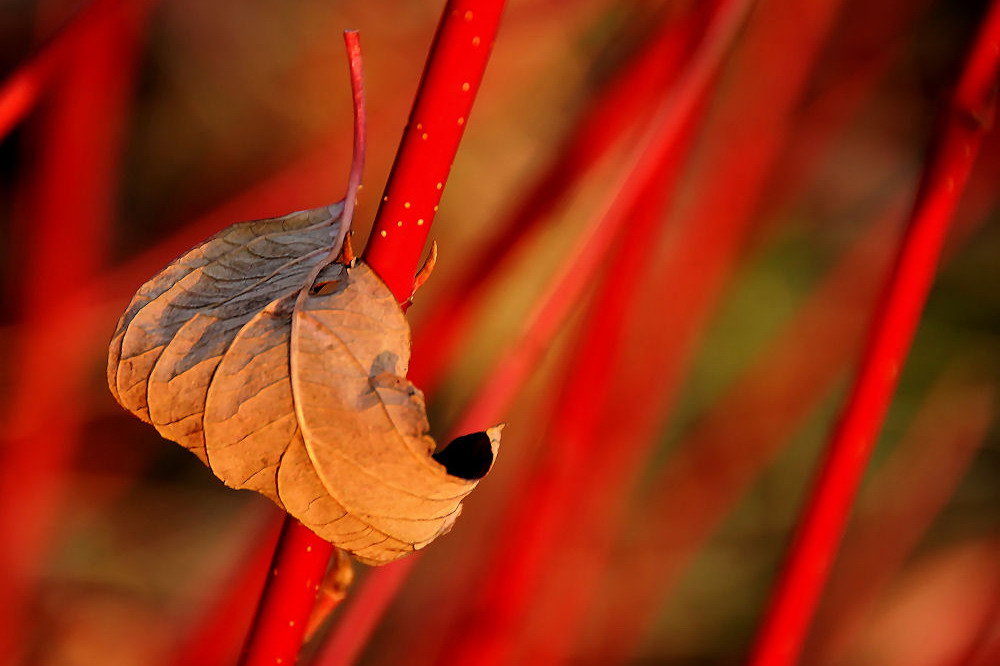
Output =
[{"x1": 1, "y1": 0, "x2": 998, "y2": 664}]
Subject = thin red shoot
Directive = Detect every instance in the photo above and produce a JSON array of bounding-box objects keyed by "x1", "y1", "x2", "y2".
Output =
[
  {"x1": 334, "y1": 30, "x2": 366, "y2": 254},
  {"x1": 748, "y1": 4, "x2": 1000, "y2": 664}
]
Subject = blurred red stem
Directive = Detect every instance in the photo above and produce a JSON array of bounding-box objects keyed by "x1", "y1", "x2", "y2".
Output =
[
  {"x1": 0, "y1": 2, "x2": 148, "y2": 660},
  {"x1": 436, "y1": 1, "x2": 754, "y2": 661},
  {"x1": 0, "y1": 0, "x2": 131, "y2": 141},
  {"x1": 810, "y1": 370, "x2": 996, "y2": 663},
  {"x1": 748, "y1": 4, "x2": 1000, "y2": 664}
]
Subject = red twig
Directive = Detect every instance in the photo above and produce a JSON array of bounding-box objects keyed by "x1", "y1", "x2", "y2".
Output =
[
  {"x1": 0, "y1": 2, "x2": 148, "y2": 659},
  {"x1": 364, "y1": 0, "x2": 506, "y2": 300},
  {"x1": 311, "y1": 558, "x2": 416, "y2": 666},
  {"x1": 809, "y1": 368, "x2": 996, "y2": 664},
  {"x1": 238, "y1": 30, "x2": 366, "y2": 666},
  {"x1": 238, "y1": 519, "x2": 335, "y2": 666},
  {"x1": 263, "y1": 3, "x2": 506, "y2": 662},
  {"x1": 748, "y1": 4, "x2": 1000, "y2": 664}
]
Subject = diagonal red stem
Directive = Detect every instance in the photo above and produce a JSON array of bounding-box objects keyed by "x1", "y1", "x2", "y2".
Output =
[
  {"x1": 364, "y1": 0, "x2": 505, "y2": 302},
  {"x1": 748, "y1": 4, "x2": 1000, "y2": 664},
  {"x1": 0, "y1": 0, "x2": 136, "y2": 141}
]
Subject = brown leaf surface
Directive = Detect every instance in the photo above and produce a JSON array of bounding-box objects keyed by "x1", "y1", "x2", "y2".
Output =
[{"x1": 108, "y1": 204, "x2": 500, "y2": 564}]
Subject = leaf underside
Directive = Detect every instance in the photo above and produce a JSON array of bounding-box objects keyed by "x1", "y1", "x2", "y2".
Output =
[{"x1": 108, "y1": 204, "x2": 499, "y2": 565}]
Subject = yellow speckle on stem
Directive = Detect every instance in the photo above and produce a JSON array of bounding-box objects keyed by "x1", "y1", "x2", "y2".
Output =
[
  {"x1": 436, "y1": 182, "x2": 443, "y2": 190},
  {"x1": 397, "y1": 220, "x2": 403, "y2": 227},
  {"x1": 464, "y1": 10, "x2": 473, "y2": 21},
  {"x1": 380, "y1": 230, "x2": 387, "y2": 238},
  {"x1": 461, "y1": 82, "x2": 470, "y2": 92},
  {"x1": 472, "y1": 36, "x2": 481, "y2": 46},
  {"x1": 417, "y1": 218, "x2": 425, "y2": 226},
  {"x1": 457, "y1": 117, "x2": 465, "y2": 126},
  {"x1": 416, "y1": 122, "x2": 423, "y2": 130},
  {"x1": 421, "y1": 132, "x2": 429, "y2": 141},
  {"x1": 404, "y1": 201, "x2": 411, "y2": 209},
  {"x1": 433, "y1": 205, "x2": 439, "y2": 212}
]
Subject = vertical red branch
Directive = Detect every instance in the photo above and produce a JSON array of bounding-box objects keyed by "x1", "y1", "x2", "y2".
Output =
[
  {"x1": 364, "y1": 0, "x2": 505, "y2": 298},
  {"x1": 0, "y1": 1, "x2": 149, "y2": 660},
  {"x1": 748, "y1": 4, "x2": 1000, "y2": 665}
]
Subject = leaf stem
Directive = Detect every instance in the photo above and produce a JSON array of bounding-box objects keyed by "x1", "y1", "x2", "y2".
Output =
[
  {"x1": 748, "y1": 4, "x2": 1000, "y2": 664},
  {"x1": 333, "y1": 30, "x2": 366, "y2": 257}
]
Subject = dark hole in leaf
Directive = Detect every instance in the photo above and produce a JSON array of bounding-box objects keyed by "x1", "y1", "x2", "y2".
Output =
[{"x1": 433, "y1": 432, "x2": 494, "y2": 480}]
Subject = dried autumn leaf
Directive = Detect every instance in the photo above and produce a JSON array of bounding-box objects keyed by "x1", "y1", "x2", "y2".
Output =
[{"x1": 107, "y1": 204, "x2": 500, "y2": 565}]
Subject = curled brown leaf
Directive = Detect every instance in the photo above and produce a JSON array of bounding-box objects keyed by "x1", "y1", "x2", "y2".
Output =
[{"x1": 108, "y1": 204, "x2": 500, "y2": 564}]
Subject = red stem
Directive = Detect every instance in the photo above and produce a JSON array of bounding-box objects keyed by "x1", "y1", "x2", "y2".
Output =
[
  {"x1": 246, "y1": 3, "x2": 506, "y2": 663},
  {"x1": 0, "y1": 2, "x2": 148, "y2": 660},
  {"x1": 238, "y1": 519, "x2": 334, "y2": 666},
  {"x1": 810, "y1": 369, "x2": 996, "y2": 663},
  {"x1": 586, "y1": 197, "x2": 904, "y2": 661},
  {"x1": 364, "y1": 0, "x2": 505, "y2": 300},
  {"x1": 748, "y1": 4, "x2": 1000, "y2": 664},
  {"x1": 311, "y1": 558, "x2": 417, "y2": 666},
  {"x1": 334, "y1": 31, "x2": 366, "y2": 253},
  {"x1": 433, "y1": 1, "x2": 753, "y2": 661}
]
